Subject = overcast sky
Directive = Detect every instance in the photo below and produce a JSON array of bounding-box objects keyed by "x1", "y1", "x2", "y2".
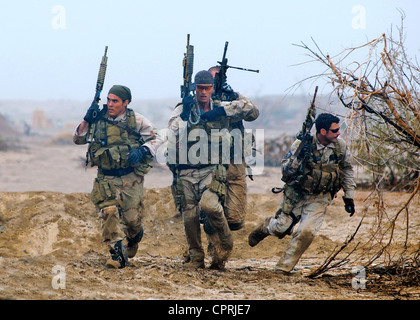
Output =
[{"x1": 1, "y1": 0, "x2": 419, "y2": 101}]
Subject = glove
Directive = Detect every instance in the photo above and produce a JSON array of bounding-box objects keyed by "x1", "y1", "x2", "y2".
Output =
[
  {"x1": 128, "y1": 146, "x2": 150, "y2": 166},
  {"x1": 180, "y1": 95, "x2": 194, "y2": 121},
  {"x1": 297, "y1": 142, "x2": 311, "y2": 160},
  {"x1": 221, "y1": 83, "x2": 239, "y2": 101},
  {"x1": 200, "y1": 107, "x2": 226, "y2": 122},
  {"x1": 343, "y1": 197, "x2": 355, "y2": 217},
  {"x1": 83, "y1": 103, "x2": 100, "y2": 124}
]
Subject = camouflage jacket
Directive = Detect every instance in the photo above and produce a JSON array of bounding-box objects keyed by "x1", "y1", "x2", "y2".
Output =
[{"x1": 282, "y1": 135, "x2": 356, "y2": 199}]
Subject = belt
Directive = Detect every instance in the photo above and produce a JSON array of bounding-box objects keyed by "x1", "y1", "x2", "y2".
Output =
[
  {"x1": 101, "y1": 167, "x2": 134, "y2": 177},
  {"x1": 176, "y1": 164, "x2": 214, "y2": 170}
]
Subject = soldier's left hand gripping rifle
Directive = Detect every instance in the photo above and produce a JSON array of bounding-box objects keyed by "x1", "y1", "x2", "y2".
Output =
[
  {"x1": 179, "y1": 34, "x2": 200, "y2": 125},
  {"x1": 85, "y1": 46, "x2": 108, "y2": 144},
  {"x1": 213, "y1": 41, "x2": 259, "y2": 104}
]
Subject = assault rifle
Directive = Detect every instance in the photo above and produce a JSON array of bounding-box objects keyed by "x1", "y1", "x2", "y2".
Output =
[
  {"x1": 280, "y1": 86, "x2": 318, "y2": 185},
  {"x1": 213, "y1": 41, "x2": 259, "y2": 103},
  {"x1": 86, "y1": 46, "x2": 108, "y2": 143},
  {"x1": 179, "y1": 34, "x2": 199, "y2": 124}
]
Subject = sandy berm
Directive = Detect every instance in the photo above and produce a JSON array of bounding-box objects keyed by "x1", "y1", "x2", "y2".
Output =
[{"x1": 0, "y1": 133, "x2": 418, "y2": 300}]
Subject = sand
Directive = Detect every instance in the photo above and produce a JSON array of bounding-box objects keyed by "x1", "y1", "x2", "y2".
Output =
[{"x1": 0, "y1": 133, "x2": 419, "y2": 301}]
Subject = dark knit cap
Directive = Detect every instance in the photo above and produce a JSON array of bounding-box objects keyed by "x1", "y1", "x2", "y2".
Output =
[
  {"x1": 108, "y1": 85, "x2": 132, "y2": 102},
  {"x1": 194, "y1": 70, "x2": 214, "y2": 85}
]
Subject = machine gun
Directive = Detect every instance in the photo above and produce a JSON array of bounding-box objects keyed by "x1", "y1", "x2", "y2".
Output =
[
  {"x1": 213, "y1": 41, "x2": 259, "y2": 103},
  {"x1": 86, "y1": 46, "x2": 108, "y2": 143},
  {"x1": 280, "y1": 86, "x2": 318, "y2": 185},
  {"x1": 179, "y1": 34, "x2": 199, "y2": 124}
]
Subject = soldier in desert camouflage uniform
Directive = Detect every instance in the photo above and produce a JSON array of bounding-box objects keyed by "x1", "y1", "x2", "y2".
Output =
[
  {"x1": 168, "y1": 70, "x2": 258, "y2": 270},
  {"x1": 248, "y1": 113, "x2": 356, "y2": 274},
  {"x1": 208, "y1": 66, "x2": 259, "y2": 232},
  {"x1": 74, "y1": 85, "x2": 162, "y2": 269}
]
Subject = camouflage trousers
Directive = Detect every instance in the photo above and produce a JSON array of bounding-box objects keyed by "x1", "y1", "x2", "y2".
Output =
[
  {"x1": 225, "y1": 163, "x2": 248, "y2": 230},
  {"x1": 268, "y1": 190, "x2": 333, "y2": 272},
  {"x1": 91, "y1": 172, "x2": 145, "y2": 250},
  {"x1": 178, "y1": 165, "x2": 233, "y2": 264}
]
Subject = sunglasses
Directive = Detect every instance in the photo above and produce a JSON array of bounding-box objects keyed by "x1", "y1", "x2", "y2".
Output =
[
  {"x1": 328, "y1": 128, "x2": 340, "y2": 133},
  {"x1": 196, "y1": 85, "x2": 213, "y2": 92}
]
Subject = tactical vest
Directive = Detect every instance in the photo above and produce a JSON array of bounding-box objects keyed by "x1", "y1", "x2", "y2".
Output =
[
  {"x1": 174, "y1": 111, "x2": 231, "y2": 169},
  {"x1": 300, "y1": 137, "x2": 346, "y2": 194},
  {"x1": 87, "y1": 108, "x2": 150, "y2": 176}
]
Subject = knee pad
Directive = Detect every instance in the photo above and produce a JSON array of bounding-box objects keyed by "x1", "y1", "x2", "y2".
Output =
[
  {"x1": 200, "y1": 211, "x2": 216, "y2": 235},
  {"x1": 268, "y1": 210, "x2": 300, "y2": 239},
  {"x1": 228, "y1": 221, "x2": 244, "y2": 231},
  {"x1": 127, "y1": 227, "x2": 144, "y2": 245}
]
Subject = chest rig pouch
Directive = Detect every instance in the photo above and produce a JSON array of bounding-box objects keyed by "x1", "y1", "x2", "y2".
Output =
[
  {"x1": 183, "y1": 116, "x2": 231, "y2": 168},
  {"x1": 300, "y1": 139, "x2": 345, "y2": 194},
  {"x1": 87, "y1": 108, "x2": 150, "y2": 175}
]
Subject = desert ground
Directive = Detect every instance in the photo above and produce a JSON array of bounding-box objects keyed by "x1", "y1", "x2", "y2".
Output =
[{"x1": 0, "y1": 132, "x2": 419, "y2": 302}]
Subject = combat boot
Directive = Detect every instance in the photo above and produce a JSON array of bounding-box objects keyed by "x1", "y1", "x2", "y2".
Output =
[
  {"x1": 126, "y1": 242, "x2": 138, "y2": 259},
  {"x1": 248, "y1": 218, "x2": 271, "y2": 247},
  {"x1": 183, "y1": 259, "x2": 205, "y2": 269},
  {"x1": 209, "y1": 248, "x2": 228, "y2": 271},
  {"x1": 209, "y1": 257, "x2": 226, "y2": 270},
  {"x1": 183, "y1": 249, "x2": 205, "y2": 269},
  {"x1": 125, "y1": 228, "x2": 144, "y2": 258},
  {"x1": 207, "y1": 233, "x2": 231, "y2": 271},
  {"x1": 106, "y1": 240, "x2": 129, "y2": 269}
]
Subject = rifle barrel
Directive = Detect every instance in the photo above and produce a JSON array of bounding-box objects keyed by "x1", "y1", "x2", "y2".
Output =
[
  {"x1": 216, "y1": 63, "x2": 259, "y2": 73},
  {"x1": 95, "y1": 45, "x2": 108, "y2": 98},
  {"x1": 311, "y1": 86, "x2": 318, "y2": 105},
  {"x1": 222, "y1": 41, "x2": 229, "y2": 61}
]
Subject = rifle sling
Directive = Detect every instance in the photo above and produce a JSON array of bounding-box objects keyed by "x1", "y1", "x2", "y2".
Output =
[
  {"x1": 102, "y1": 117, "x2": 142, "y2": 140},
  {"x1": 293, "y1": 140, "x2": 305, "y2": 158}
]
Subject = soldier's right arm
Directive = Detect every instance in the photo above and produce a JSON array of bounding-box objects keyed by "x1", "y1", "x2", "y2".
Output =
[
  {"x1": 166, "y1": 104, "x2": 184, "y2": 167},
  {"x1": 168, "y1": 104, "x2": 183, "y2": 132},
  {"x1": 221, "y1": 94, "x2": 259, "y2": 122},
  {"x1": 73, "y1": 121, "x2": 89, "y2": 145}
]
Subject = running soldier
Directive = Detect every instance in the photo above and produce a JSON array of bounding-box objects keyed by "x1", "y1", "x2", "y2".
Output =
[
  {"x1": 248, "y1": 113, "x2": 356, "y2": 274},
  {"x1": 74, "y1": 85, "x2": 162, "y2": 269}
]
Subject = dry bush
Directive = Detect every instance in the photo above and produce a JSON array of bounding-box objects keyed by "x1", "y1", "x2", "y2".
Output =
[{"x1": 294, "y1": 14, "x2": 420, "y2": 287}]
